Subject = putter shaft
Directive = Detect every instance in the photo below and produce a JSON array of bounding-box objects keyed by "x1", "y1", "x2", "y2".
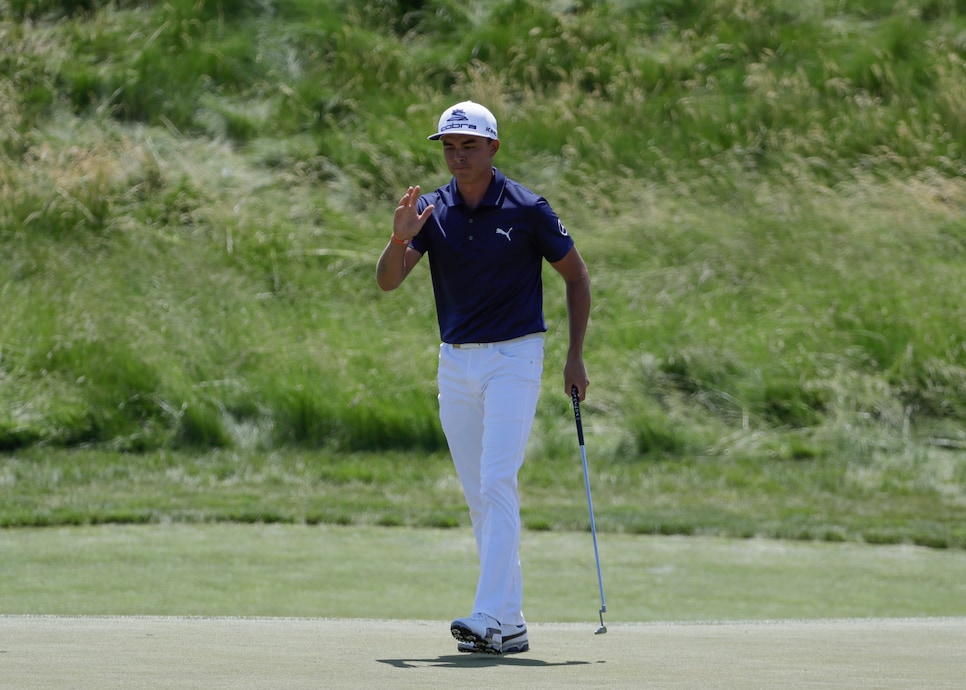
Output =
[{"x1": 572, "y1": 386, "x2": 608, "y2": 633}]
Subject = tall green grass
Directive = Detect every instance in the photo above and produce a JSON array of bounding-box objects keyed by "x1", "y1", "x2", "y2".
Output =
[{"x1": 1, "y1": 0, "x2": 965, "y2": 541}]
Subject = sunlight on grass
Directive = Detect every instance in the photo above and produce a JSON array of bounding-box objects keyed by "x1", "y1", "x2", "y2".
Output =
[
  {"x1": 3, "y1": 524, "x2": 966, "y2": 621},
  {"x1": 1, "y1": 0, "x2": 965, "y2": 546}
]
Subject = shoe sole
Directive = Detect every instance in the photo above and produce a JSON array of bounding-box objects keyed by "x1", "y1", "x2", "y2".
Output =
[
  {"x1": 457, "y1": 641, "x2": 529, "y2": 655},
  {"x1": 456, "y1": 627, "x2": 529, "y2": 655},
  {"x1": 450, "y1": 623, "x2": 502, "y2": 655}
]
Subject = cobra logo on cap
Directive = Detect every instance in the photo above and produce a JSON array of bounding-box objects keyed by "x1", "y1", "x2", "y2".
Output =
[{"x1": 439, "y1": 108, "x2": 479, "y2": 134}]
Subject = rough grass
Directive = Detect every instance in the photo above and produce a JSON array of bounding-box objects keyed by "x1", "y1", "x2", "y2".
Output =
[{"x1": 1, "y1": 0, "x2": 965, "y2": 546}]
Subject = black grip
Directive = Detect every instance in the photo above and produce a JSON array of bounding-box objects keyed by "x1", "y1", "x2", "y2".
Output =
[{"x1": 571, "y1": 385, "x2": 585, "y2": 446}]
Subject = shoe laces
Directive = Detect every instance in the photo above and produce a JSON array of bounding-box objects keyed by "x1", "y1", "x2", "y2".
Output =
[{"x1": 472, "y1": 612, "x2": 499, "y2": 627}]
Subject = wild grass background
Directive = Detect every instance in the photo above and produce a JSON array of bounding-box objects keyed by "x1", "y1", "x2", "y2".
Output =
[{"x1": 2, "y1": 0, "x2": 965, "y2": 546}]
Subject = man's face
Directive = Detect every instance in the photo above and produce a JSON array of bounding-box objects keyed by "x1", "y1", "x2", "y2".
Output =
[{"x1": 440, "y1": 134, "x2": 499, "y2": 183}]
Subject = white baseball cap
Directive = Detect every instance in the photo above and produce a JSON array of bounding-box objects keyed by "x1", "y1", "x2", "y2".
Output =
[{"x1": 427, "y1": 101, "x2": 499, "y2": 141}]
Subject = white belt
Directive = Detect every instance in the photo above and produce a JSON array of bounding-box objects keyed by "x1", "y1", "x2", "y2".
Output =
[{"x1": 449, "y1": 333, "x2": 541, "y2": 349}]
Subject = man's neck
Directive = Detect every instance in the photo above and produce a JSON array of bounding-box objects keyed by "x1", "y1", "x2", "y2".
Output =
[{"x1": 455, "y1": 169, "x2": 494, "y2": 210}]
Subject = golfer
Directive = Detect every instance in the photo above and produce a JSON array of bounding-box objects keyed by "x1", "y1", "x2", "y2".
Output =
[{"x1": 376, "y1": 101, "x2": 591, "y2": 654}]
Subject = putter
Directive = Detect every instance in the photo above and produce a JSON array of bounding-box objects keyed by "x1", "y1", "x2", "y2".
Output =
[{"x1": 571, "y1": 386, "x2": 608, "y2": 634}]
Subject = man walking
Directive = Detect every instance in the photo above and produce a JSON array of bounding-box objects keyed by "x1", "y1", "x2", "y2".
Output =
[{"x1": 376, "y1": 101, "x2": 591, "y2": 654}]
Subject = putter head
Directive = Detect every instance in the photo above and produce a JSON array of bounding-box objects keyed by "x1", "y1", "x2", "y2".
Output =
[
  {"x1": 595, "y1": 625, "x2": 607, "y2": 635},
  {"x1": 595, "y1": 609, "x2": 607, "y2": 634}
]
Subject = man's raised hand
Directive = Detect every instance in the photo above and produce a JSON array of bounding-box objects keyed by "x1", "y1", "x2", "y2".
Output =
[{"x1": 393, "y1": 185, "x2": 435, "y2": 242}]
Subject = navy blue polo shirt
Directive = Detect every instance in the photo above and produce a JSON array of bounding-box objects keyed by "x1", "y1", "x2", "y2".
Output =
[{"x1": 409, "y1": 168, "x2": 574, "y2": 344}]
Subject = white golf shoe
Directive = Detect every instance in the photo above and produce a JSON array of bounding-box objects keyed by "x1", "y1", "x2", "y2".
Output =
[
  {"x1": 457, "y1": 623, "x2": 529, "y2": 654},
  {"x1": 450, "y1": 612, "x2": 502, "y2": 654}
]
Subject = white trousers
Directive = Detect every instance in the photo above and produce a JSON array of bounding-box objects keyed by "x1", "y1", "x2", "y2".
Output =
[{"x1": 438, "y1": 333, "x2": 544, "y2": 626}]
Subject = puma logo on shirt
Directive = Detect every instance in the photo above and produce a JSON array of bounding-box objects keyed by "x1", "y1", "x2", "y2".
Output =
[{"x1": 496, "y1": 227, "x2": 513, "y2": 241}]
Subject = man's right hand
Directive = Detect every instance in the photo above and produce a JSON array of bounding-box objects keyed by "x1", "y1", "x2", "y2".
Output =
[{"x1": 392, "y1": 185, "x2": 435, "y2": 243}]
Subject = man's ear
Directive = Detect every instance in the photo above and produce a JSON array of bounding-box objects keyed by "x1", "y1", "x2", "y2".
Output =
[{"x1": 490, "y1": 138, "x2": 500, "y2": 155}]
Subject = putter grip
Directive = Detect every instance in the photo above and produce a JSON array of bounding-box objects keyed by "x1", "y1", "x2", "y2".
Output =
[{"x1": 571, "y1": 386, "x2": 585, "y2": 446}]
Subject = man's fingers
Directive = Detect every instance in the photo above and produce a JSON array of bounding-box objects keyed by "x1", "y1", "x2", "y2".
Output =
[
  {"x1": 406, "y1": 185, "x2": 421, "y2": 205},
  {"x1": 566, "y1": 379, "x2": 589, "y2": 401},
  {"x1": 394, "y1": 187, "x2": 431, "y2": 241}
]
